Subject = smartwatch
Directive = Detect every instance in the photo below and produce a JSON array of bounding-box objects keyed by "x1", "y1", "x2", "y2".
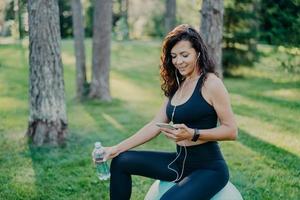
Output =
[{"x1": 191, "y1": 129, "x2": 200, "y2": 142}]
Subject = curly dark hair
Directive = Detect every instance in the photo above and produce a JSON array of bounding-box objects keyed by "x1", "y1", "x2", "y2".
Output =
[{"x1": 160, "y1": 24, "x2": 217, "y2": 97}]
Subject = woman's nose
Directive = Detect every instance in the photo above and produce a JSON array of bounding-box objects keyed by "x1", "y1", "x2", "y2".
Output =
[{"x1": 174, "y1": 57, "x2": 183, "y2": 65}]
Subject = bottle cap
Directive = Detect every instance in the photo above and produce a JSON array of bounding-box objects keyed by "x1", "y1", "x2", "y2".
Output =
[{"x1": 95, "y1": 141, "x2": 102, "y2": 148}]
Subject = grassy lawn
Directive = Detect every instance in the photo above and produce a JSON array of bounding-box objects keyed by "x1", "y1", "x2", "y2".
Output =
[{"x1": 0, "y1": 39, "x2": 299, "y2": 200}]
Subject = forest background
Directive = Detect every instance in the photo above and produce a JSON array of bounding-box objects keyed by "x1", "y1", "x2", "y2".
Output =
[{"x1": 0, "y1": 0, "x2": 299, "y2": 199}]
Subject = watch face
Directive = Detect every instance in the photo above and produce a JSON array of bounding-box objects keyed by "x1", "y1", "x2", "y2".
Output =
[{"x1": 192, "y1": 129, "x2": 200, "y2": 142}]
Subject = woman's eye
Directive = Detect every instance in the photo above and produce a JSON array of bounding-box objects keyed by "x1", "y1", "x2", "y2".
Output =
[{"x1": 182, "y1": 54, "x2": 189, "y2": 58}]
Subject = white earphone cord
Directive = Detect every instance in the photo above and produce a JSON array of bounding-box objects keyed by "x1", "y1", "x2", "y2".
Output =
[
  {"x1": 167, "y1": 70, "x2": 188, "y2": 183},
  {"x1": 167, "y1": 145, "x2": 187, "y2": 182},
  {"x1": 168, "y1": 69, "x2": 203, "y2": 182}
]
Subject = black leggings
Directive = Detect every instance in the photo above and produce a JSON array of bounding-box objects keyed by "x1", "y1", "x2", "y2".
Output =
[{"x1": 110, "y1": 143, "x2": 229, "y2": 200}]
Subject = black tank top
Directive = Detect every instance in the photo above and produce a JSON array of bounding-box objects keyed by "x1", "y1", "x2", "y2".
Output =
[{"x1": 166, "y1": 75, "x2": 218, "y2": 129}]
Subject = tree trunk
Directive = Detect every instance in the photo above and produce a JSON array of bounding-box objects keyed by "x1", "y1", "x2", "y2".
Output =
[
  {"x1": 89, "y1": 0, "x2": 112, "y2": 101},
  {"x1": 71, "y1": 0, "x2": 87, "y2": 100},
  {"x1": 27, "y1": 0, "x2": 67, "y2": 146},
  {"x1": 200, "y1": 0, "x2": 224, "y2": 78},
  {"x1": 165, "y1": 0, "x2": 176, "y2": 34}
]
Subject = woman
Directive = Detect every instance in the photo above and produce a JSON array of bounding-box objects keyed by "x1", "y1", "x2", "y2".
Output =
[{"x1": 99, "y1": 24, "x2": 237, "y2": 200}]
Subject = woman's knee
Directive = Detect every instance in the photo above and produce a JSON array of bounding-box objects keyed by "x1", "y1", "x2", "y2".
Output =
[{"x1": 111, "y1": 151, "x2": 133, "y2": 171}]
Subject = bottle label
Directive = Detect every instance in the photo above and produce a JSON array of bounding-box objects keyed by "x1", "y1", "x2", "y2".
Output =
[{"x1": 94, "y1": 149, "x2": 105, "y2": 162}]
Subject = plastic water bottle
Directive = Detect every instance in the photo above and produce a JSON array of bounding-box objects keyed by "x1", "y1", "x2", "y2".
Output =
[{"x1": 93, "y1": 142, "x2": 110, "y2": 180}]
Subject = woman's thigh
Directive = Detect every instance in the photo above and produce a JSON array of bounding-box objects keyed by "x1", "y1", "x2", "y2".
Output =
[
  {"x1": 160, "y1": 167, "x2": 229, "y2": 200},
  {"x1": 111, "y1": 150, "x2": 178, "y2": 181}
]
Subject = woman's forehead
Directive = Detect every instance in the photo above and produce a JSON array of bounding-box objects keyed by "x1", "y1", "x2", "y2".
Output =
[{"x1": 171, "y1": 40, "x2": 194, "y2": 54}]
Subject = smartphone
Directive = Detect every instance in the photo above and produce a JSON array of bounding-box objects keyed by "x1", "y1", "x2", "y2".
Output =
[{"x1": 155, "y1": 122, "x2": 178, "y2": 130}]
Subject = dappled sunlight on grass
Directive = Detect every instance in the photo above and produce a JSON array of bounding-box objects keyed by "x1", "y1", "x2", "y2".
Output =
[
  {"x1": 111, "y1": 72, "x2": 162, "y2": 118},
  {"x1": 102, "y1": 112, "x2": 127, "y2": 132},
  {"x1": 236, "y1": 114, "x2": 300, "y2": 155},
  {"x1": 231, "y1": 92, "x2": 298, "y2": 114},
  {"x1": 223, "y1": 138, "x2": 299, "y2": 199},
  {"x1": 229, "y1": 49, "x2": 300, "y2": 83},
  {"x1": 0, "y1": 46, "x2": 27, "y2": 69},
  {"x1": 0, "y1": 136, "x2": 39, "y2": 199},
  {"x1": 61, "y1": 52, "x2": 75, "y2": 66},
  {"x1": 68, "y1": 104, "x2": 99, "y2": 133},
  {"x1": 0, "y1": 97, "x2": 27, "y2": 111},
  {"x1": 231, "y1": 93, "x2": 299, "y2": 132},
  {"x1": 13, "y1": 166, "x2": 37, "y2": 190},
  {"x1": 1, "y1": 131, "x2": 26, "y2": 143},
  {"x1": 0, "y1": 115, "x2": 27, "y2": 132},
  {"x1": 1, "y1": 41, "x2": 299, "y2": 199},
  {"x1": 264, "y1": 88, "x2": 300, "y2": 101}
]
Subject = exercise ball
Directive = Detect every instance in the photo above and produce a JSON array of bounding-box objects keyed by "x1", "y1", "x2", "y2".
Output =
[{"x1": 144, "y1": 180, "x2": 243, "y2": 200}]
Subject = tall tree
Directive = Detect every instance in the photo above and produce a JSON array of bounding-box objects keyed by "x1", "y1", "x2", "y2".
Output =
[
  {"x1": 27, "y1": 0, "x2": 67, "y2": 146},
  {"x1": 200, "y1": 0, "x2": 224, "y2": 78},
  {"x1": 165, "y1": 0, "x2": 176, "y2": 34},
  {"x1": 89, "y1": 0, "x2": 112, "y2": 101},
  {"x1": 223, "y1": 0, "x2": 259, "y2": 71},
  {"x1": 71, "y1": 0, "x2": 87, "y2": 100}
]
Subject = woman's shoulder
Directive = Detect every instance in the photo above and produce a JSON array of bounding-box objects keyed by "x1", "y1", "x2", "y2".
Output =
[
  {"x1": 203, "y1": 73, "x2": 228, "y2": 97},
  {"x1": 204, "y1": 73, "x2": 224, "y2": 89}
]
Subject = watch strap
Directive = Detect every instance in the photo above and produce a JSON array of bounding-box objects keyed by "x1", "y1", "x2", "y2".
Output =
[{"x1": 191, "y1": 129, "x2": 200, "y2": 142}]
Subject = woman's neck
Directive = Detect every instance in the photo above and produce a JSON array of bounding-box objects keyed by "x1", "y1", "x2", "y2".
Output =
[
  {"x1": 184, "y1": 71, "x2": 202, "y2": 82},
  {"x1": 184, "y1": 67, "x2": 202, "y2": 80}
]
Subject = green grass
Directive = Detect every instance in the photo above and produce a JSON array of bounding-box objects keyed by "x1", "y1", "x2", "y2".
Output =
[{"x1": 0, "y1": 40, "x2": 299, "y2": 200}]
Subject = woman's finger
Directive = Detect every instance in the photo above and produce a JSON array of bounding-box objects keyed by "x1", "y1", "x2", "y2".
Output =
[
  {"x1": 173, "y1": 123, "x2": 187, "y2": 130},
  {"x1": 160, "y1": 127, "x2": 175, "y2": 134},
  {"x1": 162, "y1": 131, "x2": 177, "y2": 140}
]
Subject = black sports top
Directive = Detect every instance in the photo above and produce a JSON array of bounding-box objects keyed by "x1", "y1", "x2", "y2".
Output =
[{"x1": 166, "y1": 75, "x2": 218, "y2": 129}]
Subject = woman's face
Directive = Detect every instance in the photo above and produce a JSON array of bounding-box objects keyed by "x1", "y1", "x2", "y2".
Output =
[{"x1": 170, "y1": 40, "x2": 199, "y2": 77}]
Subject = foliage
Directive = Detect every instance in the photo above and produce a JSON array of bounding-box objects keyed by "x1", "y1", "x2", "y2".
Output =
[
  {"x1": 259, "y1": 0, "x2": 300, "y2": 46},
  {"x1": 84, "y1": 0, "x2": 93, "y2": 38},
  {"x1": 58, "y1": 0, "x2": 73, "y2": 38},
  {"x1": 275, "y1": 46, "x2": 300, "y2": 74},
  {"x1": 4, "y1": 1, "x2": 14, "y2": 21},
  {"x1": 113, "y1": 16, "x2": 130, "y2": 40},
  {"x1": 223, "y1": 0, "x2": 260, "y2": 71},
  {"x1": 3, "y1": 0, "x2": 27, "y2": 38},
  {"x1": 143, "y1": 12, "x2": 165, "y2": 38}
]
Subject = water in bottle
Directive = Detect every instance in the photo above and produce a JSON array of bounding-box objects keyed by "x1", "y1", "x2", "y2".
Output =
[{"x1": 93, "y1": 142, "x2": 110, "y2": 180}]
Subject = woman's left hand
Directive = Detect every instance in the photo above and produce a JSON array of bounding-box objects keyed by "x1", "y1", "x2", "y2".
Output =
[{"x1": 160, "y1": 124, "x2": 194, "y2": 142}]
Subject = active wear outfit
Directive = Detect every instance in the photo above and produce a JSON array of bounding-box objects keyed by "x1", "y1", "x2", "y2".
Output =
[{"x1": 110, "y1": 76, "x2": 229, "y2": 200}]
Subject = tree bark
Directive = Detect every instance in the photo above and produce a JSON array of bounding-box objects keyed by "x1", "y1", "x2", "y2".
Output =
[
  {"x1": 165, "y1": 0, "x2": 176, "y2": 34},
  {"x1": 71, "y1": 0, "x2": 87, "y2": 100},
  {"x1": 27, "y1": 0, "x2": 67, "y2": 146},
  {"x1": 200, "y1": 0, "x2": 224, "y2": 78},
  {"x1": 89, "y1": 0, "x2": 112, "y2": 101}
]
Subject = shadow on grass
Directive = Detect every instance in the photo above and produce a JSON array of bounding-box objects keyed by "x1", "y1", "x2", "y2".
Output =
[
  {"x1": 27, "y1": 97, "x2": 152, "y2": 200},
  {"x1": 227, "y1": 76, "x2": 300, "y2": 110},
  {"x1": 233, "y1": 104, "x2": 299, "y2": 135},
  {"x1": 238, "y1": 128, "x2": 300, "y2": 176},
  {"x1": 228, "y1": 76, "x2": 300, "y2": 91},
  {"x1": 239, "y1": 92, "x2": 300, "y2": 110},
  {"x1": 27, "y1": 135, "x2": 111, "y2": 199}
]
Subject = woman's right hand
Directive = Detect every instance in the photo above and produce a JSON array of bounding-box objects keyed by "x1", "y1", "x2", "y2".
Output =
[
  {"x1": 92, "y1": 145, "x2": 120, "y2": 164},
  {"x1": 103, "y1": 145, "x2": 120, "y2": 161}
]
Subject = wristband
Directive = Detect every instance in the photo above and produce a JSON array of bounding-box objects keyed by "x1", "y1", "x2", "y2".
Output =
[{"x1": 191, "y1": 129, "x2": 200, "y2": 142}]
